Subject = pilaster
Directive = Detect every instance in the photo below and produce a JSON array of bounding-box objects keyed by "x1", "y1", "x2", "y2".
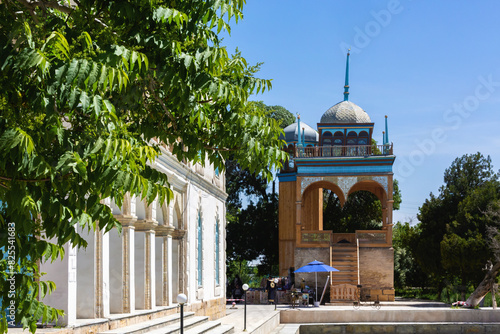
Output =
[{"x1": 122, "y1": 225, "x2": 135, "y2": 313}]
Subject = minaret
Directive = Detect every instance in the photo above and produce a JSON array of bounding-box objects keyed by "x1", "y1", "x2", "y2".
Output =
[
  {"x1": 297, "y1": 113, "x2": 302, "y2": 147},
  {"x1": 343, "y1": 49, "x2": 350, "y2": 101},
  {"x1": 384, "y1": 115, "x2": 389, "y2": 145}
]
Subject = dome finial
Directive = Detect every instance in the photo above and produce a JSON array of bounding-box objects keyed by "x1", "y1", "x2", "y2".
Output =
[{"x1": 343, "y1": 49, "x2": 350, "y2": 101}]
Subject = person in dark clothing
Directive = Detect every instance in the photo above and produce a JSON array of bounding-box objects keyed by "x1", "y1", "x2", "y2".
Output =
[
  {"x1": 233, "y1": 275, "x2": 243, "y2": 299},
  {"x1": 266, "y1": 275, "x2": 277, "y2": 304}
]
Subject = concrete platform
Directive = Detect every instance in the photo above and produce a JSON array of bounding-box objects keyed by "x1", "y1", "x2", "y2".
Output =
[{"x1": 219, "y1": 299, "x2": 500, "y2": 334}]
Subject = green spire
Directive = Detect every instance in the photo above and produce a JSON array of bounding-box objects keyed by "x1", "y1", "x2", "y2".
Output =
[{"x1": 343, "y1": 50, "x2": 350, "y2": 101}]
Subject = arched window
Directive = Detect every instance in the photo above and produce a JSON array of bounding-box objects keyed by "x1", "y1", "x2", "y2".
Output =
[
  {"x1": 358, "y1": 131, "x2": 369, "y2": 155},
  {"x1": 215, "y1": 215, "x2": 220, "y2": 285},
  {"x1": 358, "y1": 131, "x2": 369, "y2": 145},
  {"x1": 197, "y1": 210, "x2": 203, "y2": 287},
  {"x1": 333, "y1": 131, "x2": 344, "y2": 145},
  {"x1": 346, "y1": 131, "x2": 358, "y2": 156},
  {"x1": 322, "y1": 131, "x2": 332, "y2": 146},
  {"x1": 347, "y1": 131, "x2": 358, "y2": 145}
]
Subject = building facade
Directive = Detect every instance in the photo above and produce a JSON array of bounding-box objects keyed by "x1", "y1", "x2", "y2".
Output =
[
  {"x1": 278, "y1": 52, "x2": 396, "y2": 302},
  {"x1": 40, "y1": 143, "x2": 227, "y2": 326}
]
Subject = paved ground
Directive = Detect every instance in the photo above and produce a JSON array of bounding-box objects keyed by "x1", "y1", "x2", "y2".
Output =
[
  {"x1": 219, "y1": 303, "x2": 281, "y2": 333},
  {"x1": 217, "y1": 299, "x2": 455, "y2": 333}
]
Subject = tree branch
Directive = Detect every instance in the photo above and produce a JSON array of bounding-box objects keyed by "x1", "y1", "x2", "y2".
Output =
[
  {"x1": 203, "y1": 145, "x2": 239, "y2": 152},
  {"x1": 0, "y1": 175, "x2": 51, "y2": 182},
  {"x1": 147, "y1": 77, "x2": 178, "y2": 131},
  {"x1": 0, "y1": 173, "x2": 72, "y2": 183},
  {"x1": 198, "y1": 99, "x2": 214, "y2": 104},
  {"x1": 16, "y1": 0, "x2": 73, "y2": 15}
]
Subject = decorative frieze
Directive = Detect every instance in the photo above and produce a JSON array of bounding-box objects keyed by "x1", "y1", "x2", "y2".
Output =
[
  {"x1": 300, "y1": 175, "x2": 389, "y2": 197},
  {"x1": 301, "y1": 177, "x2": 323, "y2": 194}
]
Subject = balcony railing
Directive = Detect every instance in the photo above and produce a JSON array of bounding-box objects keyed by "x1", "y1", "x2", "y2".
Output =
[{"x1": 292, "y1": 144, "x2": 393, "y2": 159}]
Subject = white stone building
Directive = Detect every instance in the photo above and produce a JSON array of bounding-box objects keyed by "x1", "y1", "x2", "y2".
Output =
[{"x1": 40, "y1": 143, "x2": 227, "y2": 326}]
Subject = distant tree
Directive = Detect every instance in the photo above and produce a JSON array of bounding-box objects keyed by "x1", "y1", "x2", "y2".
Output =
[
  {"x1": 466, "y1": 200, "x2": 500, "y2": 306},
  {"x1": 265, "y1": 105, "x2": 296, "y2": 129},
  {"x1": 393, "y1": 179, "x2": 402, "y2": 210},
  {"x1": 393, "y1": 221, "x2": 428, "y2": 289},
  {"x1": 226, "y1": 103, "x2": 294, "y2": 275},
  {"x1": 410, "y1": 153, "x2": 500, "y2": 299},
  {"x1": 323, "y1": 178, "x2": 401, "y2": 233}
]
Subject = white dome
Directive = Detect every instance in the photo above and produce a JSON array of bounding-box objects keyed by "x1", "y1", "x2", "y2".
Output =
[
  {"x1": 320, "y1": 101, "x2": 371, "y2": 123},
  {"x1": 282, "y1": 121, "x2": 319, "y2": 144}
]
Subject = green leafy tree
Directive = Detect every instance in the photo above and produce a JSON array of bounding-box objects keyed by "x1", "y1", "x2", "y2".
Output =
[
  {"x1": 226, "y1": 103, "x2": 294, "y2": 276},
  {"x1": 466, "y1": 200, "x2": 500, "y2": 306},
  {"x1": 323, "y1": 178, "x2": 402, "y2": 233},
  {"x1": 0, "y1": 1, "x2": 286, "y2": 332},
  {"x1": 393, "y1": 221, "x2": 428, "y2": 290},
  {"x1": 411, "y1": 153, "x2": 500, "y2": 298}
]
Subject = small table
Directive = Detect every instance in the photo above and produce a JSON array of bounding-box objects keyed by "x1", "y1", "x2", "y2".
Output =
[{"x1": 289, "y1": 291, "x2": 310, "y2": 308}]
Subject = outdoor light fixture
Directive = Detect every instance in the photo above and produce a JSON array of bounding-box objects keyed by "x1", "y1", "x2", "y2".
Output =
[
  {"x1": 177, "y1": 293, "x2": 187, "y2": 334},
  {"x1": 242, "y1": 284, "x2": 249, "y2": 331}
]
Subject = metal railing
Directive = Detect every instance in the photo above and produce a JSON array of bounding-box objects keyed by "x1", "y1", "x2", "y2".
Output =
[{"x1": 293, "y1": 144, "x2": 393, "y2": 158}]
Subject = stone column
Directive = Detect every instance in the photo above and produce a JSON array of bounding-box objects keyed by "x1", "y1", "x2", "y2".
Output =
[
  {"x1": 145, "y1": 230, "x2": 156, "y2": 309},
  {"x1": 112, "y1": 193, "x2": 138, "y2": 314},
  {"x1": 386, "y1": 200, "x2": 394, "y2": 244},
  {"x1": 135, "y1": 198, "x2": 159, "y2": 310},
  {"x1": 122, "y1": 225, "x2": 135, "y2": 313},
  {"x1": 164, "y1": 235, "x2": 173, "y2": 305},
  {"x1": 381, "y1": 207, "x2": 388, "y2": 229},
  {"x1": 95, "y1": 227, "x2": 110, "y2": 318},
  {"x1": 155, "y1": 224, "x2": 174, "y2": 305}
]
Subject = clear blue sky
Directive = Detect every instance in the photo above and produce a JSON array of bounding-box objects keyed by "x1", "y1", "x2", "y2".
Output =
[{"x1": 221, "y1": 0, "x2": 500, "y2": 224}]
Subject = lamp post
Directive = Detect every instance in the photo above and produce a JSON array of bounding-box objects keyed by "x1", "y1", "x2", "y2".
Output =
[
  {"x1": 177, "y1": 293, "x2": 187, "y2": 334},
  {"x1": 274, "y1": 278, "x2": 279, "y2": 310},
  {"x1": 242, "y1": 283, "x2": 249, "y2": 331}
]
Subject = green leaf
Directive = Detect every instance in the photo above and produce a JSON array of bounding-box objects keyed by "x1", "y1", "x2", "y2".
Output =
[
  {"x1": 80, "y1": 91, "x2": 90, "y2": 110},
  {"x1": 93, "y1": 95, "x2": 102, "y2": 115},
  {"x1": 82, "y1": 31, "x2": 93, "y2": 50}
]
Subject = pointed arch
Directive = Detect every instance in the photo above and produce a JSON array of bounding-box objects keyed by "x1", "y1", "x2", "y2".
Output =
[
  {"x1": 301, "y1": 181, "x2": 346, "y2": 231},
  {"x1": 347, "y1": 180, "x2": 387, "y2": 204}
]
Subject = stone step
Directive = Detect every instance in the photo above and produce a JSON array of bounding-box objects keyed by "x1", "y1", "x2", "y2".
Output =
[
  {"x1": 331, "y1": 280, "x2": 358, "y2": 285},
  {"x1": 270, "y1": 324, "x2": 300, "y2": 334},
  {"x1": 202, "y1": 324, "x2": 234, "y2": 334},
  {"x1": 145, "y1": 316, "x2": 209, "y2": 334},
  {"x1": 332, "y1": 275, "x2": 358, "y2": 279},
  {"x1": 98, "y1": 312, "x2": 195, "y2": 334},
  {"x1": 332, "y1": 268, "x2": 357, "y2": 272},
  {"x1": 183, "y1": 320, "x2": 233, "y2": 334},
  {"x1": 332, "y1": 250, "x2": 357, "y2": 254},
  {"x1": 332, "y1": 256, "x2": 358, "y2": 264},
  {"x1": 331, "y1": 261, "x2": 357, "y2": 266}
]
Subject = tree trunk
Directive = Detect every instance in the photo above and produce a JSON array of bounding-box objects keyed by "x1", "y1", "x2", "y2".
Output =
[{"x1": 465, "y1": 261, "x2": 500, "y2": 307}]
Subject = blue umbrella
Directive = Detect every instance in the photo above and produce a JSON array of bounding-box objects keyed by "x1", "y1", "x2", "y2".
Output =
[{"x1": 294, "y1": 260, "x2": 339, "y2": 304}]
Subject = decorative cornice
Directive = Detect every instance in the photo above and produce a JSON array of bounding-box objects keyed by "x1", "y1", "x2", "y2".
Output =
[
  {"x1": 135, "y1": 219, "x2": 159, "y2": 232},
  {"x1": 156, "y1": 150, "x2": 228, "y2": 202},
  {"x1": 172, "y1": 228, "x2": 186, "y2": 240},
  {"x1": 114, "y1": 214, "x2": 137, "y2": 227},
  {"x1": 155, "y1": 225, "x2": 175, "y2": 237}
]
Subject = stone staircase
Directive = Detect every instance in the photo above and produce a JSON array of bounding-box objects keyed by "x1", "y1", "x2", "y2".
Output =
[
  {"x1": 98, "y1": 312, "x2": 233, "y2": 334},
  {"x1": 330, "y1": 244, "x2": 358, "y2": 286}
]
